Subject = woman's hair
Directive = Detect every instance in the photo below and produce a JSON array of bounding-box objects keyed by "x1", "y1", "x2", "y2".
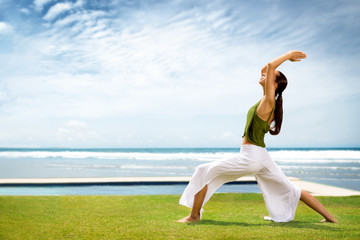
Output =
[{"x1": 269, "y1": 71, "x2": 287, "y2": 135}]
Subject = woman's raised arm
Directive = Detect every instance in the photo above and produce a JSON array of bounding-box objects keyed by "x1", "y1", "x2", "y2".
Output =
[
  {"x1": 266, "y1": 51, "x2": 307, "y2": 72},
  {"x1": 264, "y1": 51, "x2": 307, "y2": 99}
]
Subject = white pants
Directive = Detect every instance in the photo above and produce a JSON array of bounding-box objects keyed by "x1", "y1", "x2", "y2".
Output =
[{"x1": 179, "y1": 144, "x2": 301, "y2": 222}]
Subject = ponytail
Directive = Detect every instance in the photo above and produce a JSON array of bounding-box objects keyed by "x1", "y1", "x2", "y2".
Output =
[
  {"x1": 269, "y1": 94, "x2": 283, "y2": 135},
  {"x1": 269, "y1": 71, "x2": 287, "y2": 136}
]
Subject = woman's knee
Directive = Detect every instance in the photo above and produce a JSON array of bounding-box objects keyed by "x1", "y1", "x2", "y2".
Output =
[{"x1": 300, "y1": 189, "x2": 309, "y2": 201}]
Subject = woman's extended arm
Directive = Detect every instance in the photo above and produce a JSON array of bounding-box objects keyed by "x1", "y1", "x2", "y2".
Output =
[
  {"x1": 267, "y1": 51, "x2": 306, "y2": 70},
  {"x1": 265, "y1": 51, "x2": 307, "y2": 99}
]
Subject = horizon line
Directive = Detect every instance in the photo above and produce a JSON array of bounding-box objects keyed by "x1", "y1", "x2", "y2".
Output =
[{"x1": 0, "y1": 147, "x2": 359, "y2": 150}]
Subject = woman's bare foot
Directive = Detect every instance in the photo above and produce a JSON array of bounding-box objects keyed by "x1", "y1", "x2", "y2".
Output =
[
  {"x1": 300, "y1": 190, "x2": 337, "y2": 224},
  {"x1": 321, "y1": 218, "x2": 338, "y2": 223},
  {"x1": 176, "y1": 215, "x2": 200, "y2": 223}
]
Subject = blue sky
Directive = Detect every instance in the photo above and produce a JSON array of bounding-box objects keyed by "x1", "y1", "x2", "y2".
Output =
[{"x1": 0, "y1": 0, "x2": 359, "y2": 148}]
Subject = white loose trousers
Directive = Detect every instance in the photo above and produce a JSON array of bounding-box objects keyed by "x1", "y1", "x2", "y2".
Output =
[{"x1": 179, "y1": 144, "x2": 301, "y2": 222}]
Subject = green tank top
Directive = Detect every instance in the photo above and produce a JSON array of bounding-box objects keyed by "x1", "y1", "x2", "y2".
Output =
[{"x1": 242, "y1": 100, "x2": 275, "y2": 148}]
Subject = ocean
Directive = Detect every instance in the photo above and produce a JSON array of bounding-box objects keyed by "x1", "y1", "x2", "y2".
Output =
[{"x1": 0, "y1": 148, "x2": 359, "y2": 195}]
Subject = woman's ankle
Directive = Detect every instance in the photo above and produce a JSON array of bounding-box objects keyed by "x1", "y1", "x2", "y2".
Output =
[{"x1": 190, "y1": 212, "x2": 201, "y2": 219}]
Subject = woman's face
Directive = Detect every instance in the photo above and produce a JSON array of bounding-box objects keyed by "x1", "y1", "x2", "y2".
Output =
[
  {"x1": 259, "y1": 74, "x2": 266, "y2": 86},
  {"x1": 259, "y1": 70, "x2": 280, "y2": 87}
]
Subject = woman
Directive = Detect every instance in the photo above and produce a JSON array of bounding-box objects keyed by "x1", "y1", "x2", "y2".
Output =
[{"x1": 177, "y1": 51, "x2": 337, "y2": 223}]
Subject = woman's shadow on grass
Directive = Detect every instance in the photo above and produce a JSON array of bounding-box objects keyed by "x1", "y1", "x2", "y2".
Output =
[{"x1": 192, "y1": 219, "x2": 336, "y2": 231}]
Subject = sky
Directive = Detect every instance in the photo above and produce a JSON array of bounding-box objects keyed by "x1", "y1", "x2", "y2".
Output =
[{"x1": 0, "y1": 0, "x2": 359, "y2": 148}]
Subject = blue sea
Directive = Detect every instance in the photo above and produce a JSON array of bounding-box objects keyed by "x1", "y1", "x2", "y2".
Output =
[{"x1": 0, "y1": 148, "x2": 359, "y2": 195}]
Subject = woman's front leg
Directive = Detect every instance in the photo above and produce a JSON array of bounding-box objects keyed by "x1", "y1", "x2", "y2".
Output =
[{"x1": 177, "y1": 185, "x2": 208, "y2": 223}]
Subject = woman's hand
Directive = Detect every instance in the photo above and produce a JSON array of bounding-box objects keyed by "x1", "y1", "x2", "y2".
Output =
[{"x1": 288, "y1": 51, "x2": 307, "y2": 62}]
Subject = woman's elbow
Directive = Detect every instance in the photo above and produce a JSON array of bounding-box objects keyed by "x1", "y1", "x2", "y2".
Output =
[{"x1": 267, "y1": 62, "x2": 275, "y2": 70}]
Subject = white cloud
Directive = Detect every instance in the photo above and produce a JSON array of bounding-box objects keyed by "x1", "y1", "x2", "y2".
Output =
[
  {"x1": 0, "y1": 21, "x2": 12, "y2": 34},
  {"x1": 27, "y1": 5, "x2": 261, "y2": 118},
  {"x1": 34, "y1": 0, "x2": 53, "y2": 11},
  {"x1": 65, "y1": 120, "x2": 88, "y2": 128},
  {"x1": 53, "y1": 10, "x2": 107, "y2": 27},
  {"x1": 58, "y1": 120, "x2": 98, "y2": 143},
  {"x1": 42, "y1": 0, "x2": 85, "y2": 21},
  {"x1": 74, "y1": 0, "x2": 84, "y2": 8},
  {"x1": 20, "y1": 8, "x2": 31, "y2": 14},
  {"x1": 43, "y1": 2, "x2": 73, "y2": 21},
  {"x1": 6, "y1": 2, "x2": 357, "y2": 119}
]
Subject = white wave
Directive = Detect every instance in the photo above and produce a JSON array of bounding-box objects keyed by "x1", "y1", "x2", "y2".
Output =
[
  {"x1": 0, "y1": 151, "x2": 236, "y2": 161},
  {"x1": 274, "y1": 159, "x2": 360, "y2": 163},
  {"x1": 47, "y1": 163, "x2": 190, "y2": 170},
  {"x1": 297, "y1": 177, "x2": 360, "y2": 181},
  {"x1": 119, "y1": 165, "x2": 190, "y2": 170},
  {"x1": 1, "y1": 150, "x2": 359, "y2": 163},
  {"x1": 112, "y1": 170, "x2": 182, "y2": 176},
  {"x1": 279, "y1": 166, "x2": 360, "y2": 171},
  {"x1": 283, "y1": 170, "x2": 360, "y2": 177},
  {"x1": 269, "y1": 150, "x2": 360, "y2": 160}
]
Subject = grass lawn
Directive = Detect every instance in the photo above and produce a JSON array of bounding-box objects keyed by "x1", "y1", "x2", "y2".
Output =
[{"x1": 0, "y1": 193, "x2": 359, "y2": 239}]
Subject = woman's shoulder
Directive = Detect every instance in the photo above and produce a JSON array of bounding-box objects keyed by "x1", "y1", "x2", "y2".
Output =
[{"x1": 256, "y1": 97, "x2": 275, "y2": 121}]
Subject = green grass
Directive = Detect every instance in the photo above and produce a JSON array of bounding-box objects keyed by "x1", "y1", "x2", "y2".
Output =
[{"x1": 0, "y1": 193, "x2": 359, "y2": 239}]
